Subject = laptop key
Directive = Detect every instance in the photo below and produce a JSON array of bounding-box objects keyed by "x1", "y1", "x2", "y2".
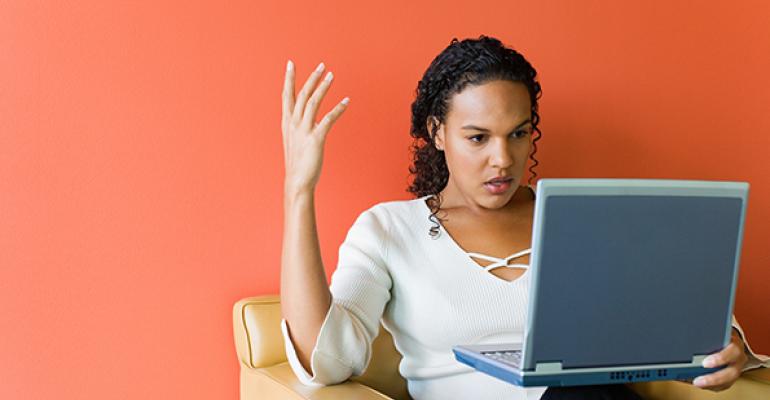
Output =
[{"x1": 482, "y1": 350, "x2": 522, "y2": 368}]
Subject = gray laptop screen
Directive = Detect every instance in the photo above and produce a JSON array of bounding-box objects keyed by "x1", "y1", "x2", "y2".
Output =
[{"x1": 528, "y1": 195, "x2": 742, "y2": 369}]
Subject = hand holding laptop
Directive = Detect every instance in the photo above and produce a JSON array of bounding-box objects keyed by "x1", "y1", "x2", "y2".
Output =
[{"x1": 691, "y1": 328, "x2": 748, "y2": 391}]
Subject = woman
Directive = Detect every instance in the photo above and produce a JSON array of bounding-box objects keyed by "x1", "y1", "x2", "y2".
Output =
[{"x1": 279, "y1": 36, "x2": 763, "y2": 399}]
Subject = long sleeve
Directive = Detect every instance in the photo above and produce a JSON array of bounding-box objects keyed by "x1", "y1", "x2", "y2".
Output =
[
  {"x1": 281, "y1": 206, "x2": 393, "y2": 386},
  {"x1": 731, "y1": 315, "x2": 770, "y2": 371}
]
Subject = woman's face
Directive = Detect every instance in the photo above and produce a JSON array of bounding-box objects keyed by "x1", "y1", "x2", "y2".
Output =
[{"x1": 432, "y1": 79, "x2": 533, "y2": 211}]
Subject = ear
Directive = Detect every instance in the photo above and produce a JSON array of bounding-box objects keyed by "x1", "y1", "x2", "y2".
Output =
[{"x1": 426, "y1": 116, "x2": 445, "y2": 151}]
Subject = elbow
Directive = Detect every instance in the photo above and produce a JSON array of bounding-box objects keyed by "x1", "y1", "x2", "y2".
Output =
[{"x1": 293, "y1": 354, "x2": 355, "y2": 387}]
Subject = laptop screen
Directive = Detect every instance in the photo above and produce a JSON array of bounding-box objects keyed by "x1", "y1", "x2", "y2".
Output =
[{"x1": 525, "y1": 193, "x2": 744, "y2": 370}]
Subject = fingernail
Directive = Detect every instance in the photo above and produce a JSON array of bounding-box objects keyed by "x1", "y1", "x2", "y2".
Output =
[
  {"x1": 341, "y1": 97, "x2": 350, "y2": 105},
  {"x1": 324, "y1": 71, "x2": 333, "y2": 81},
  {"x1": 693, "y1": 377, "x2": 706, "y2": 387},
  {"x1": 286, "y1": 60, "x2": 294, "y2": 71},
  {"x1": 315, "y1": 62, "x2": 325, "y2": 72},
  {"x1": 702, "y1": 356, "x2": 715, "y2": 368}
]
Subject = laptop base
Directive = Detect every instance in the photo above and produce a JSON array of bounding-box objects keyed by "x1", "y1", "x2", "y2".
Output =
[{"x1": 453, "y1": 346, "x2": 724, "y2": 387}]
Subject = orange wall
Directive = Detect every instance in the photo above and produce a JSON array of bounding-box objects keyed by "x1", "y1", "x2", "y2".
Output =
[{"x1": 2, "y1": 1, "x2": 768, "y2": 399}]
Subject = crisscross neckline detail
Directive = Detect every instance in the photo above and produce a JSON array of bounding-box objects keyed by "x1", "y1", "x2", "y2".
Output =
[{"x1": 466, "y1": 248, "x2": 532, "y2": 272}]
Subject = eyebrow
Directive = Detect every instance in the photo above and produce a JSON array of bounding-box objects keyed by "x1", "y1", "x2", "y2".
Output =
[{"x1": 461, "y1": 119, "x2": 532, "y2": 133}]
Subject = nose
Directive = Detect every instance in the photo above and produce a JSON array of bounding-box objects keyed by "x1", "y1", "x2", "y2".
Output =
[{"x1": 489, "y1": 138, "x2": 514, "y2": 169}]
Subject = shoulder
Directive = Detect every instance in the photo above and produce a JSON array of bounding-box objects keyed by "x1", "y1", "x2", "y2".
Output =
[
  {"x1": 341, "y1": 198, "x2": 426, "y2": 260},
  {"x1": 352, "y1": 196, "x2": 428, "y2": 236},
  {"x1": 366, "y1": 196, "x2": 427, "y2": 222}
]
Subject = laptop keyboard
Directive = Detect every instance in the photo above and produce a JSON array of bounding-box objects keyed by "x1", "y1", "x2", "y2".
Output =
[{"x1": 482, "y1": 350, "x2": 522, "y2": 368}]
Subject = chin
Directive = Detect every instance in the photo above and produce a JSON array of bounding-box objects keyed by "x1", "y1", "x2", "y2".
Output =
[{"x1": 482, "y1": 192, "x2": 515, "y2": 209}]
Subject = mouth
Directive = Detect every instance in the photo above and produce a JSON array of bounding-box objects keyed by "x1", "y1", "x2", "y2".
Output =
[
  {"x1": 485, "y1": 177, "x2": 513, "y2": 185},
  {"x1": 483, "y1": 177, "x2": 514, "y2": 195}
]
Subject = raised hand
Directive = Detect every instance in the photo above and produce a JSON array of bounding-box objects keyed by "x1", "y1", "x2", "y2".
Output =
[{"x1": 282, "y1": 60, "x2": 349, "y2": 196}]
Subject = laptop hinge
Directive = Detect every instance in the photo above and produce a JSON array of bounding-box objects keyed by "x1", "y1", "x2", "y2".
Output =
[
  {"x1": 691, "y1": 354, "x2": 708, "y2": 365},
  {"x1": 535, "y1": 362, "x2": 563, "y2": 373}
]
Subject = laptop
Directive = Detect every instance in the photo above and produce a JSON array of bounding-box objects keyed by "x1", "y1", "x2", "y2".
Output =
[{"x1": 453, "y1": 178, "x2": 749, "y2": 387}]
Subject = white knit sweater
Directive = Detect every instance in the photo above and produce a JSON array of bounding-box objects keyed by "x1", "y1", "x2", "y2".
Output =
[{"x1": 281, "y1": 194, "x2": 768, "y2": 400}]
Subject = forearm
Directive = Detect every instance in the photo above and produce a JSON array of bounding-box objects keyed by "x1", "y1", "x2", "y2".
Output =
[{"x1": 280, "y1": 189, "x2": 333, "y2": 371}]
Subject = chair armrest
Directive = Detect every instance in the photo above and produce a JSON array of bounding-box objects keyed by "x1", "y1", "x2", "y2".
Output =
[
  {"x1": 241, "y1": 362, "x2": 393, "y2": 400},
  {"x1": 234, "y1": 296, "x2": 286, "y2": 369}
]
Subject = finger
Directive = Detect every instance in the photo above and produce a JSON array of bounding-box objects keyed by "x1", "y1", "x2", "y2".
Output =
[
  {"x1": 292, "y1": 62, "x2": 326, "y2": 124},
  {"x1": 693, "y1": 366, "x2": 741, "y2": 390},
  {"x1": 302, "y1": 71, "x2": 334, "y2": 129},
  {"x1": 703, "y1": 342, "x2": 744, "y2": 368},
  {"x1": 315, "y1": 97, "x2": 350, "y2": 139},
  {"x1": 282, "y1": 60, "x2": 296, "y2": 131}
]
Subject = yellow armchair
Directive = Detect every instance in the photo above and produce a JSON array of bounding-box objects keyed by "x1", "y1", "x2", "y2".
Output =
[{"x1": 233, "y1": 295, "x2": 770, "y2": 400}]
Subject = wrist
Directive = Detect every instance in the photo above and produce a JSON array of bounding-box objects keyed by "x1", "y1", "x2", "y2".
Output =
[
  {"x1": 732, "y1": 327, "x2": 744, "y2": 342},
  {"x1": 284, "y1": 186, "x2": 315, "y2": 206},
  {"x1": 732, "y1": 327, "x2": 749, "y2": 353}
]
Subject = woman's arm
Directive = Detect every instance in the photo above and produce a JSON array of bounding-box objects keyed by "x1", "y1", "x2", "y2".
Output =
[
  {"x1": 279, "y1": 60, "x2": 349, "y2": 372},
  {"x1": 281, "y1": 190, "x2": 331, "y2": 373},
  {"x1": 281, "y1": 205, "x2": 394, "y2": 385}
]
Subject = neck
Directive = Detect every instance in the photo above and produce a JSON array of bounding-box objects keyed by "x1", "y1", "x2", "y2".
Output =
[{"x1": 437, "y1": 182, "x2": 532, "y2": 217}]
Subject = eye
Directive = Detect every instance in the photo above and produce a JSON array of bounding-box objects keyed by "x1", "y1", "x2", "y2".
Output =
[
  {"x1": 469, "y1": 134, "x2": 486, "y2": 143},
  {"x1": 510, "y1": 127, "x2": 533, "y2": 139}
]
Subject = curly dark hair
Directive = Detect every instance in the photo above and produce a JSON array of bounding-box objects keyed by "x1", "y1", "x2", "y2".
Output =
[{"x1": 406, "y1": 35, "x2": 543, "y2": 238}]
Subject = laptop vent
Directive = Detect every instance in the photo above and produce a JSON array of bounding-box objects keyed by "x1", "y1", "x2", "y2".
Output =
[{"x1": 609, "y1": 369, "x2": 667, "y2": 381}]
